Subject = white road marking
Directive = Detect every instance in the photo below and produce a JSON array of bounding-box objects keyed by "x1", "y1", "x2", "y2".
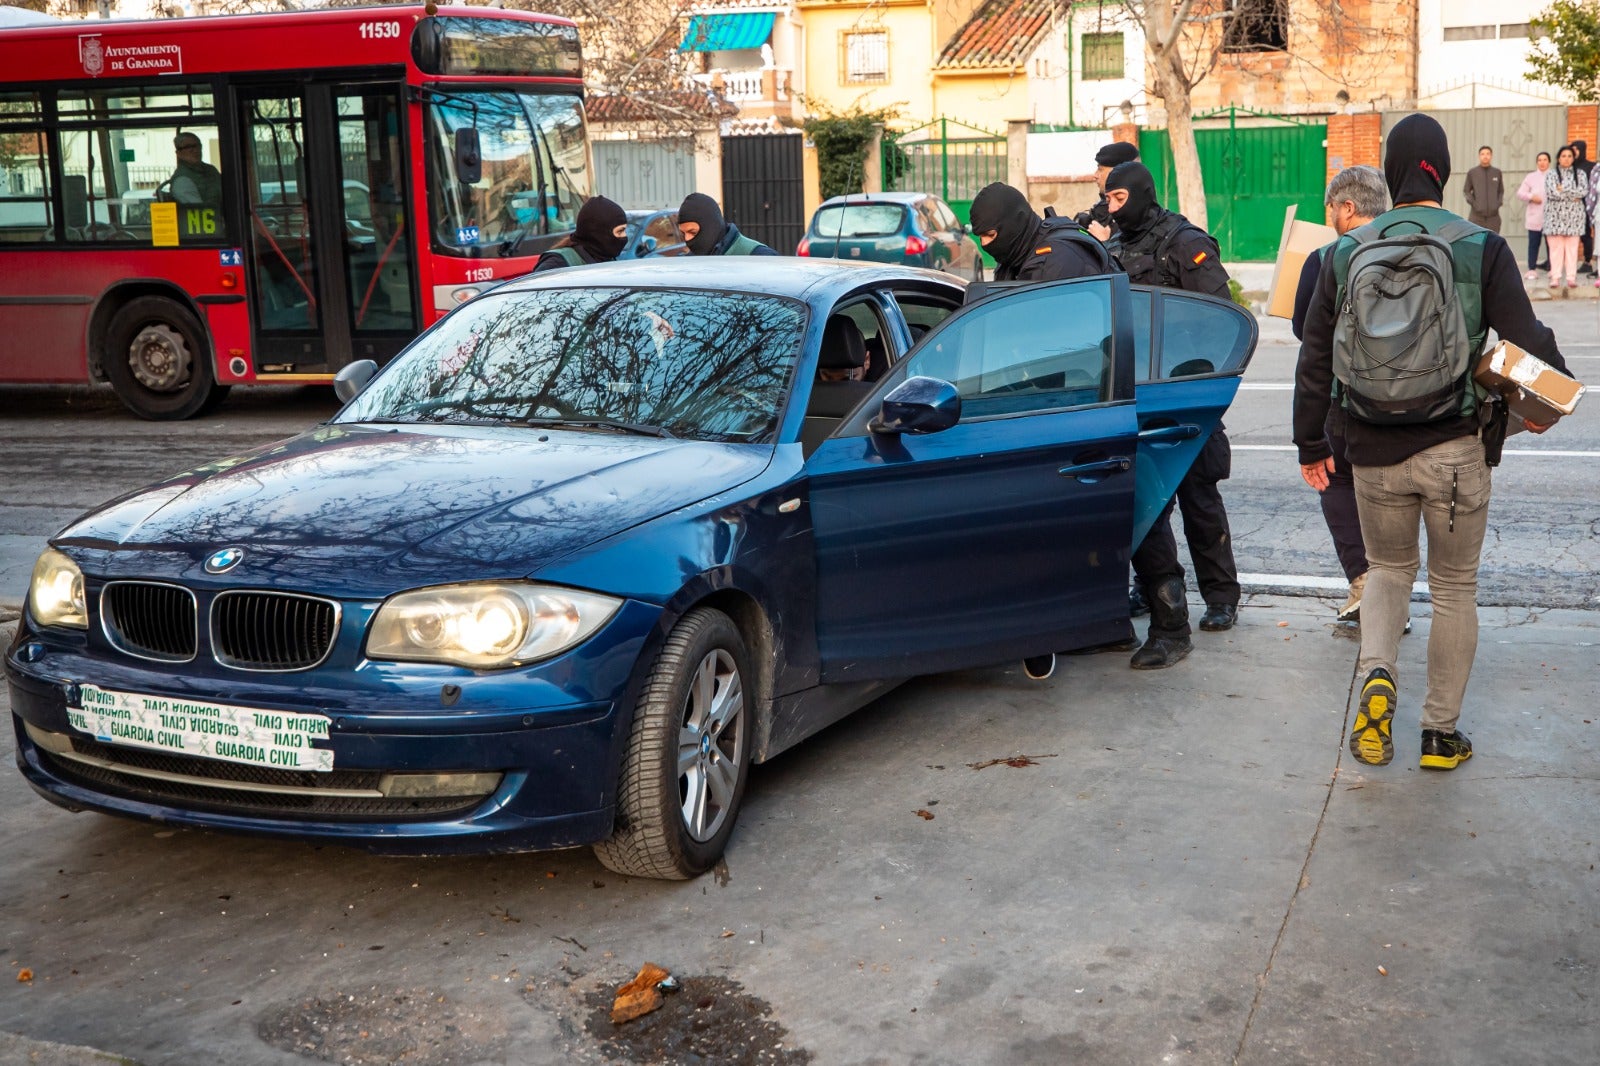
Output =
[
  {"x1": 1240, "y1": 572, "x2": 1430, "y2": 595},
  {"x1": 1230, "y1": 444, "x2": 1600, "y2": 458}
]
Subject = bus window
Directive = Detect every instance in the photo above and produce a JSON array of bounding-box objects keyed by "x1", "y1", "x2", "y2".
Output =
[
  {"x1": 0, "y1": 130, "x2": 54, "y2": 244},
  {"x1": 336, "y1": 88, "x2": 417, "y2": 334},
  {"x1": 425, "y1": 90, "x2": 590, "y2": 256}
]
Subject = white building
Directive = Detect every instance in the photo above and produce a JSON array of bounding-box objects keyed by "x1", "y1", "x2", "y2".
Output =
[
  {"x1": 1026, "y1": 0, "x2": 1147, "y2": 130},
  {"x1": 1416, "y1": 0, "x2": 1563, "y2": 108}
]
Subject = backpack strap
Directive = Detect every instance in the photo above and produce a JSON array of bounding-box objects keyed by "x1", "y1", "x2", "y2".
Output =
[{"x1": 1040, "y1": 217, "x2": 1115, "y2": 272}]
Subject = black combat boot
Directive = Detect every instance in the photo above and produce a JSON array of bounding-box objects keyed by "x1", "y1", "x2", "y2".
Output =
[{"x1": 1130, "y1": 577, "x2": 1192, "y2": 670}]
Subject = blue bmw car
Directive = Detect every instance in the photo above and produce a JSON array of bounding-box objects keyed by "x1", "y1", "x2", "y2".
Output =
[{"x1": 7, "y1": 258, "x2": 1255, "y2": 879}]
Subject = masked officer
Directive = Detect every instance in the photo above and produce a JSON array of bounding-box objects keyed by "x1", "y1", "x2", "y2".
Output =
[
  {"x1": 1105, "y1": 161, "x2": 1240, "y2": 669},
  {"x1": 1077, "y1": 141, "x2": 1140, "y2": 253},
  {"x1": 677, "y1": 193, "x2": 780, "y2": 256},
  {"x1": 531, "y1": 195, "x2": 629, "y2": 272},
  {"x1": 968, "y1": 181, "x2": 1113, "y2": 282}
]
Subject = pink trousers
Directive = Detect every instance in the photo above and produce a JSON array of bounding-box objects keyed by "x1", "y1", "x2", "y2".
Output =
[{"x1": 1548, "y1": 234, "x2": 1581, "y2": 285}]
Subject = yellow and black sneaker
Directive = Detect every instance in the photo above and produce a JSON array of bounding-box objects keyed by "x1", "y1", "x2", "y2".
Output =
[
  {"x1": 1420, "y1": 729, "x2": 1473, "y2": 771},
  {"x1": 1351, "y1": 668, "x2": 1396, "y2": 766}
]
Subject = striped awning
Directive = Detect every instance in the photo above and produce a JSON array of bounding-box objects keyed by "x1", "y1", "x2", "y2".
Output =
[{"x1": 677, "y1": 12, "x2": 776, "y2": 52}]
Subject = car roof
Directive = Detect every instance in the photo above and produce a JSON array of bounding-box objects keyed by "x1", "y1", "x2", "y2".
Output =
[
  {"x1": 492, "y1": 256, "x2": 963, "y2": 303},
  {"x1": 626, "y1": 209, "x2": 674, "y2": 218},
  {"x1": 817, "y1": 192, "x2": 928, "y2": 208}
]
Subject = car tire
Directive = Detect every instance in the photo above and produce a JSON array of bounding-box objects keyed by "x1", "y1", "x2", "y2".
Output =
[
  {"x1": 103, "y1": 296, "x2": 220, "y2": 420},
  {"x1": 593, "y1": 607, "x2": 753, "y2": 880}
]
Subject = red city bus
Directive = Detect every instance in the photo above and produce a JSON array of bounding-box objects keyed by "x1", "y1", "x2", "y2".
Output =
[{"x1": 0, "y1": 5, "x2": 591, "y2": 417}]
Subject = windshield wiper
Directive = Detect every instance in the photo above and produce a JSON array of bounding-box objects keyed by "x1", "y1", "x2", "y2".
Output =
[
  {"x1": 498, "y1": 229, "x2": 531, "y2": 257},
  {"x1": 522, "y1": 416, "x2": 676, "y2": 439}
]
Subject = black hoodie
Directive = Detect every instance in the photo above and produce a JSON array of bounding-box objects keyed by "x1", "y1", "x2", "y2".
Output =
[{"x1": 1294, "y1": 113, "x2": 1566, "y2": 468}]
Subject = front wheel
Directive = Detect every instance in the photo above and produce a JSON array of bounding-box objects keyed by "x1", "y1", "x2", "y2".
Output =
[
  {"x1": 593, "y1": 608, "x2": 753, "y2": 879},
  {"x1": 102, "y1": 296, "x2": 221, "y2": 420}
]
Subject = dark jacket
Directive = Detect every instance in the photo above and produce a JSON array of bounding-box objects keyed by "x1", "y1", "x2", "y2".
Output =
[
  {"x1": 1463, "y1": 164, "x2": 1505, "y2": 230},
  {"x1": 1293, "y1": 205, "x2": 1566, "y2": 468},
  {"x1": 994, "y1": 217, "x2": 1113, "y2": 282},
  {"x1": 1118, "y1": 210, "x2": 1231, "y2": 299}
]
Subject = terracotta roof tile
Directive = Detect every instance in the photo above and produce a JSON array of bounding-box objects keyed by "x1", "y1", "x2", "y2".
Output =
[
  {"x1": 936, "y1": 0, "x2": 1057, "y2": 69},
  {"x1": 587, "y1": 92, "x2": 739, "y2": 123}
]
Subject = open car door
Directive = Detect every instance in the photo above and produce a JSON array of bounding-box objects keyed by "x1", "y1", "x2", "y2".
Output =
[
  {"x1": 802, "y1": 274, "x2": 1141, "y2": 682},
  {"x1": 1127, "y1": 286, "x2": 1258, "y2": 546}
]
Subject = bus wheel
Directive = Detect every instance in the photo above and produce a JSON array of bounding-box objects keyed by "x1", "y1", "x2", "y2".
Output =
[{"x1": 103, "y1": 296, "x2": 221, "y2": 420}]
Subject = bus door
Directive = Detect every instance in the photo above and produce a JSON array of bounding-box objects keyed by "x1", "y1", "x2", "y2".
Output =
[{"x1": 235, "y1": 80, "x2": 418, "y2": 375}]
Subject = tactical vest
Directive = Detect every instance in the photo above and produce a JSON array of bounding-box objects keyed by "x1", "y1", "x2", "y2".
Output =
[
  {"x1": 539, "y1": 246, "x2": 586, "y2": 269},
  {"x1": 723, "y1": 232, "x2": 766, "y2": 256},
  {"x1": 1118, "y1": 211, "x2": 1202, "y2": 288}
]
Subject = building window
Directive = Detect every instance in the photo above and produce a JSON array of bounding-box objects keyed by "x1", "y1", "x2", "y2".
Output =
[
  {"x1": 1442, "y1": 25, "x2": 1496, "y2": 42},
  {"x1": 1498, "y1": 23, "x2": 1531, "y2": 39},
  {"x1": 1081, "y1": 32, "x2": 1124, "y2": 80},
  {"x1": 1222, "y1": 0, "x2": 1287, "y2": 53},
  {"x1": 842, "y1": 30, "x2": 888, "y2": 84}
]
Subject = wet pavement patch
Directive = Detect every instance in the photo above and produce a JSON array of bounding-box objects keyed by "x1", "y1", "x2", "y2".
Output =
[
  {"x1": 583, "y1": 974, "x2": 810, "y2": 1064},
  {"x1": 259, "y1": 987, "x2": 509, "y2": 1064}
]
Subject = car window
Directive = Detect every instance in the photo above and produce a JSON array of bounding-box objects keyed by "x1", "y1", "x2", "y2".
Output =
[
  {"x1": 811, "y1": 203, "x2": 905, "y2": 238},
  {"x1": 645, "y1": 213, "x2": 680, "y2": 245},
  {"x1": 835, "y1": 299, "x2": 893, "y2": 379},
  {"x1": 892, "y1": 292, "x2": 959, "y2": 341},
  {"x1": 934, "y1": 200, "x2": 961, "y2": 231},
  {"x1": 1131, "y1": 289, "x2": 1152, "y2": 383},
  {"x1": 339, "y1": 287, "x2": 808, "y2": 442},
  {"x1": 1155, "y1": 291, "x2": 1251, "y2": 379},
  {"x1": 902, "y1": 279, "x2": 1112, "y2": 418}
]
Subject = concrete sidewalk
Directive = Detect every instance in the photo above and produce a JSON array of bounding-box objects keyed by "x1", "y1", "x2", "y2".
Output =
[{"x1": 1, "y1": 592, "x2": 1594, "y2": 1064}]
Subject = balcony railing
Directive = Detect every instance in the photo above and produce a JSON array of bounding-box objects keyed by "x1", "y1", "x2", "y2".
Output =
[{"x1": 692, "y1": 67, "x2": 792, "y2": 104}]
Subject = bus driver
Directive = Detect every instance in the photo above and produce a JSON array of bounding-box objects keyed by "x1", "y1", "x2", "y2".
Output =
[{"x1": 169, "y1": 131, "x2": 221, "y2": 209}]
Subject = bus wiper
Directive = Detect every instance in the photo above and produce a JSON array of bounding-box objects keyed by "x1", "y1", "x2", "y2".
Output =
[
  {"x1": 522, "y1": 416, "x2": 676, "y2": 439},
  {"x1": 498, "y1": 229, "x2": 530, "y2": 257}
]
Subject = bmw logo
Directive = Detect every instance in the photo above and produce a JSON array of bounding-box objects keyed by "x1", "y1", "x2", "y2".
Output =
[{"x1": 205, "y1": 547, "x2": 245, "y2": 574}]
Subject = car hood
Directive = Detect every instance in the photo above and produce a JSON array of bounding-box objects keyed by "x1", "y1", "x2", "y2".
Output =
[{"x1": 56, "y1": 424, "x2": 772, "y2": 598}]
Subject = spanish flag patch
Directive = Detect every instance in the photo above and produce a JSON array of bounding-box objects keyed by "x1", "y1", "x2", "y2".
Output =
[
  {"x1": 1192, "y1": 250, "x2": 1208, "y2": 264},
  {"x1": 1036, "y1": 247, "x2": 1052, "y2": 255}
]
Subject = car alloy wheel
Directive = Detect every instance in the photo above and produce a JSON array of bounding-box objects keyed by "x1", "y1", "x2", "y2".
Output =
[{"x1": 594, "y1": 607, "x2": 753, "y2": 879}]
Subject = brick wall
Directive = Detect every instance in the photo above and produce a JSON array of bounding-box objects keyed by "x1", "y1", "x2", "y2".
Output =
[
  {"x1": 1567, "y1": 105, "x2": 1598, "y2": 153},
  {"x1": 1322, "y1": 113, "x2": 1382, "y2": 222}
]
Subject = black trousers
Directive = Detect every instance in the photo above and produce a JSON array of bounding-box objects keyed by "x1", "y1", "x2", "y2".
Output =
[
  {"x1": 1321, "y1": 427, "x2": 1368, "y2": 581},
  {"x1": 1131, "y1": 429, "x2": 1239, "y2": 632}
]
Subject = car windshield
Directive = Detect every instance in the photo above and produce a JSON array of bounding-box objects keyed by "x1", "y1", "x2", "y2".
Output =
[
  {"x1": 338, "y1": 287, "x2": 808, "y2": 442},
  {"x1": 425, "y1": 89, "x2": 590, "y2": 256},
  {"x1": 812, "y1": 204, "x2": 905, "y2": 238}
]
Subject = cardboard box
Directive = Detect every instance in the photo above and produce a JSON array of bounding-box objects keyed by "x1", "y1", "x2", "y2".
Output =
[
  {"x1": 1266, "y1": 205, "x2": 1337, "y2": 320},
  {"x1": 1474, "y1": 340, "x2": 1587, "y2": 429}
]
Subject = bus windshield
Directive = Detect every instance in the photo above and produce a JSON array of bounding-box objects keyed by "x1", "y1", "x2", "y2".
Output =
[{"x1": 426, "y1": 89, "x2": 589, "y2": 258}]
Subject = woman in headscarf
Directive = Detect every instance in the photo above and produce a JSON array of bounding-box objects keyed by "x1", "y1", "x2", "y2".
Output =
[
  {"x1": 1542, "y1": 146, "x2": 1587, "y2": 295},
  {"x1": 531, "y1": 195, "x2": 629, "y2": 272},
  {"x1": 1515, "y1": 151, "x2": 1550, "y2": 279}
]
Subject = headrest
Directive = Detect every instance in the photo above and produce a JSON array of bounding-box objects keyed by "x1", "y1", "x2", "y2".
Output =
[
  {"x1": 1170, "y1": 358, "x2": 1215, "y2": 377},
  {"x1": 820, "y1": 315, "x2": 867, "y2": 370}
]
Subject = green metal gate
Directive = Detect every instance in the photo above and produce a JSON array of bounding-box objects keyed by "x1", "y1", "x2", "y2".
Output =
[
  {"x1": 1139, "y1": 108, "x2": 1327, "y2": 261},
  {"x1": 884, "y1": 117, "x2": 1006, "y2": 265}
]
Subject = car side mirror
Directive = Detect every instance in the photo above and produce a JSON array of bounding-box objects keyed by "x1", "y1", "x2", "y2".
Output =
[
  {"x1": 453, "y1": 128, "x2": 481, "y2": 185},
  {"x1": 637, "y1": 234, "x2": 658, "y2": 256},
  {"x1": 870, "y1": 376, "x2": 961, "y2": 435},
  {"x1": 333, "y1": 359, "x2": 379, "y2": 403}
]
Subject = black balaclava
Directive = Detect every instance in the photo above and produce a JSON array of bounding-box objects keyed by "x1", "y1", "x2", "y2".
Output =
[
  {"x1": 1095, "y1": 142, "x2": 1139, "y2": 169},
  {"x1": 571, "y1": 195, "x2": 628, "y2": 262},
  {"x1": 1383, "y1": 113, "x2": 1450, "y2": 206},
  {"x1": 1573, "y1": 139, "x2": 1591, "y2": 174},
  {"x1": 968, "y1": 183, "x2": 1039, "y2": 270},
  {"x1": 1104, "y1": 162, "x2": 1160, "y2": 237},
  {"x1": 678, "y1": 192, "x2": 727, "y2": 255}
]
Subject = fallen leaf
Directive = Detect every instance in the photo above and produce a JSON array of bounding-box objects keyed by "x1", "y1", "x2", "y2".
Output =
[
  {"x1": 1277, "y1": 621, "x2": 1290, "y2": 628},
  {"x1": 967, "y1": 753, "x2": 1059, "y2": 770},
  {"x1": 611, "y1": 962, "x2": 670, "y2": 1024},
  {"x1": 914, "y1": 809, "x2": 935, "y2": 820},
  {"x1": 17, "y1": 969, "x2": 32, "y2": 983},
  {"x1": 719, "y1": 929, "x2": 735, "y2": 938}
]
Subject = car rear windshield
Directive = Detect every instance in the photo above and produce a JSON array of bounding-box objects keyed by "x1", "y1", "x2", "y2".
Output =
[
  {"x1": 337, "y1": 287, "x2": 808, "y2": 443},
  {"x1": 810, "y1": 204, "x2": 906, "y2": 238}
]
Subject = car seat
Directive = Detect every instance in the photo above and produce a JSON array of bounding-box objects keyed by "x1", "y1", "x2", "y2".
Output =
[{"x1": 802, "y1": 315, "x2": 876, "y2": 454}]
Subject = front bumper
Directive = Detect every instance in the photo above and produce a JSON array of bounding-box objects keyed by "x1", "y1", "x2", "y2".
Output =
[{"x1": 5, "y1": 600, "x2": 662, "y2": 855}]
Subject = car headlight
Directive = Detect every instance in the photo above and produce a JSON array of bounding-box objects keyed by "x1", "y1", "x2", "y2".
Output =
[
  {"x1": 29, "y1": 548, "x2": 87, "y2": 630},
  {"x1": 367, "y1": 583, "x2": 621, "y2": 669}
]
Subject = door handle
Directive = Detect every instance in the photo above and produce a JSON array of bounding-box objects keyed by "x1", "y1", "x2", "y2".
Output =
[
  {"x1": 1138, "y1": 424, "x2": 1203, "y2": 443},
  {"x1": 1058, "y1": 456, "x2": 1132, "y2": 480}
]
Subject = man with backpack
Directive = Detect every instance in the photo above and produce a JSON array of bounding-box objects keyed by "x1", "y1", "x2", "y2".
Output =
[
  {"x1": 1293, "y1": 113, "x2": 1567, "y2": 771},
  {"x1": 968, "y1": 181, "x2": 1114, "y2": 282},
  {"x1": 1106, "y1": 161, "x2": 1241, "y2": 670}
]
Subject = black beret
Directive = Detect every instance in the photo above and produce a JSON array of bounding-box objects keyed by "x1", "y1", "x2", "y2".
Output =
[{"x1": 1095, "y1": 142, "x2": 1140, "y2": 168}]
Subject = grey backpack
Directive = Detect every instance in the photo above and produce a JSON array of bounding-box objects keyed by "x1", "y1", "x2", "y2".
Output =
[{"x1": 1330, "y1": 215, "x2": 1487, "y2": 424}]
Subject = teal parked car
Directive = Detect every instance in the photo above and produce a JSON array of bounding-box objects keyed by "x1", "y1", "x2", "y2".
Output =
[{"x1": 798, "y1": 192, "x2": 984, "y2": 280}]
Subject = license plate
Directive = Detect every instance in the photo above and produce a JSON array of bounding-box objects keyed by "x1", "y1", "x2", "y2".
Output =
[{"x1": 67, "y1": 684, "x2": 334, "y2": 773}]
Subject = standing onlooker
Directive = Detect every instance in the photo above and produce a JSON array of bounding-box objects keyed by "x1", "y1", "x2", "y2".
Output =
[
  {"x1": 1516, "y1": 151, "x2": 1551, "y2": 279},
  {"x1": 1572, "y1": 139, "x2": 1595, "y2": 272},
  {"x1": 1463, "y1": 145, "x2": 1504, "y2": 233},
  {"x1": 1294, "y1": 113, "x2": 1566, "y2": 772},
  {"x1": 1543, "y1": 146, "x2": 1587, "y2": 295}
]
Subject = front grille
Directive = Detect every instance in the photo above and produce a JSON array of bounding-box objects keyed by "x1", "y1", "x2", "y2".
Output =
[
  {"x1": 211, "y1": 590, "x2": 339, "y2": 671},
  {"x1": 101, "y1": 582, "x2": 196, "y2": 662},
  {"x1": 41, "y1": 736, "x2": 490, "y2": 822}
]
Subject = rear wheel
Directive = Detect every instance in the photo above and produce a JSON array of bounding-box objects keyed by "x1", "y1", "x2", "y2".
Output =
[
  {"x1": 102, "y1": 296, "x2": 221, "y2": 420},
  {"x1": 593, "y1": 608, "x2": 752, "y2": 879}
]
